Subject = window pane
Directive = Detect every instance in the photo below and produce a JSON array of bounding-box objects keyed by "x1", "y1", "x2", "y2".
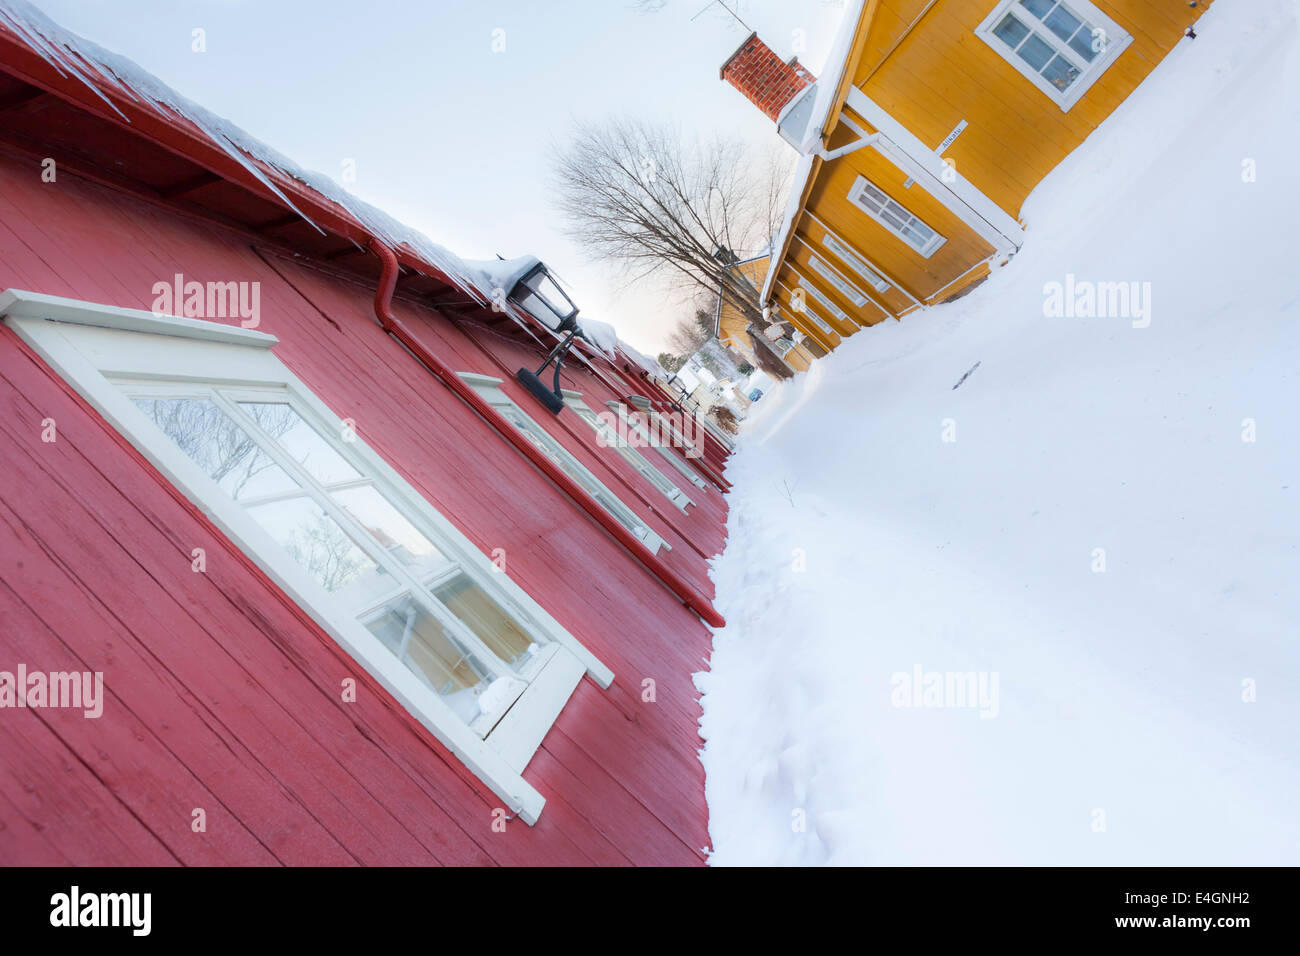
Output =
[
  {"x1": 1017, "y1": 32, "x2": 1055, "y2": 71},
  {"x1": 528, "y1": 273, "x2": 573, "y2": 318},
  {"x1": 433, "y1": 574, "x2": 539, "y2": 671},
  {"x1": 1020, "y1": 0, "x2": 1054, "y2": 19},
  {"x1": 993, "y1": 13, "x2": 1030, "y2": 49},
  {"x1": 133, "y1": 396, "x2": 299, "y2": 502},
  {"x1": 880, "y1": 208, "x2": 908, "y2": 230},
  {"x1": 242, "y1": 496, "x2": 381, "y2": 599},
  {"x1": 1069, "y1": 28, "x2": 1098, "y2": 61},
  {"x1": 364, "y1": 592, "x2": 500, "y2": 723},
  {"x1": 909, "y1": 220, "x2": 935, "y2": 243},
  {"x1": 1043, "y1": 4, "x2": 1082, "y2": 42},
  {"x1": 1041, "y1": 54, "x2": 1079, "y2": 90},
  {"x1": 823, "y1": 234, "x2": 889, "y2": 290},
  {"x1": 330, "y1": 484, "x2": 454, "y2": 580},
  {"x1": 859, "y1": 182, "x2": 887, "y2": 209},
  {"x1": 239, "y1": 402, "x2": 361, "y2": 486}
]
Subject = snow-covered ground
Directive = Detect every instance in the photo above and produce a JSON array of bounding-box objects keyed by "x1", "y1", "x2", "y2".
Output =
[{"x1": 699, "y1": 0, "x2": 1300, "y2": 866}]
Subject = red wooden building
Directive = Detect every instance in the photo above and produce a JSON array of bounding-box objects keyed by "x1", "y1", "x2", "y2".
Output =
[{"x1": 0, "y1": 5, "x2": 730, "y2": 865}]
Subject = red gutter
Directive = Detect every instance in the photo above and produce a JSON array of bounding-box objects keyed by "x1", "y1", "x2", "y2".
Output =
[{"x1": 366, "y1": 239, "x2": 726, "y2": 629}]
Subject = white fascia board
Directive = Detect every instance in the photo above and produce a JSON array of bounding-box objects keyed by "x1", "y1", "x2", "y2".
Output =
[{"x1": 844, "y1": 88, "x2": 1026, "y2": 253}]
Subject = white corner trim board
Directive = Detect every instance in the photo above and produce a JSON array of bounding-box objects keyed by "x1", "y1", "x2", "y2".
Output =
[{"x1": 1, "y1": 290, "x2": 615, "y2": 826}]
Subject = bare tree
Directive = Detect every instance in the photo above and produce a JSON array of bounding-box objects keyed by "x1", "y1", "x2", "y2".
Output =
[
  {"x1": 551, "y1": 118, "x2": 791, "y2": 336},
  {"x1": 663, "y1": 306, "x2": 715, "y2": 358}
]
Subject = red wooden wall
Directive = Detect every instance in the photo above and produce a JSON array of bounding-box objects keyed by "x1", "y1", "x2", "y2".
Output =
[{"x1": 0, "y1": 147, "x2": 725, "y2": 865}]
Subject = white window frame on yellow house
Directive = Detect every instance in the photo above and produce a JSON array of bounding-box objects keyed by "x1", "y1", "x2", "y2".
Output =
[
  {"x1": 975, "y1": 0, "x2": 1133, "y2": 112},
  {"x1": 793, "y1": 273, "x2": 851, "y2": 326},
  {"x1": 807, "y1": 253, "x2": 870, "y2": 308},
  {"x1": 774, "y1": 277, "x2": 840, "y2": 341},
  {"x1": 817, "y1": 230, "x2": 892, "y2": 294},
  {"x1": 0, "y1": 289, "x2": 616, "y2": 826},
  {"x1": 842, "y1": 89, "x2": 1026, "y2": 255},
  {"x1": 848, "y1": 176, "x2": 947, "y2": 257}
]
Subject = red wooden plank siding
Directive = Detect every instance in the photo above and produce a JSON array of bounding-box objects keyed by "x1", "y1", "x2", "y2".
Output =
[{"x1": 0, "y1": 145, "x2": 719, "y2": 865}]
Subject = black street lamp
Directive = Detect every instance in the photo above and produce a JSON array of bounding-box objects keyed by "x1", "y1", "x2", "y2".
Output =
[{"x1": 508, "y1": 261, "x2": 582, "y2": 414}]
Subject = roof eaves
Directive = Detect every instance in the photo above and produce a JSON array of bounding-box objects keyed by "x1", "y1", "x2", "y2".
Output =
[{"x1": 759, "y1": 0, "x2": 877, "y2": 307}]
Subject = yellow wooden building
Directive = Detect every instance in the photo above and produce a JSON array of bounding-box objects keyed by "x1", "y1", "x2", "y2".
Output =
[{"x1": 721, "y1": 0, "x2": 1212, "y2": 354}]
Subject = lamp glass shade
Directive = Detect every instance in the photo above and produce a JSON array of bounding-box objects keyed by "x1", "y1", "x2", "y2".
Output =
[{"x1": 512, "y1": 266, "x2": 578, "y2": 331}]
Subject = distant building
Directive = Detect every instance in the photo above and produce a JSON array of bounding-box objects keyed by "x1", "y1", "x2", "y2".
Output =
[{"x1": 712, "y1": 252, "x2": 816, "y2": 380}]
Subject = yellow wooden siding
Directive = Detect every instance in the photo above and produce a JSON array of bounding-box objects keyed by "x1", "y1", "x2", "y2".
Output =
[
  {"x1": 775, "y1": 263, "x2": 861, "y2": 338},
  {"x1": 794, "y1": 211, "x2": 921, "y2": 316},
  {"x1": 784, "y1": 344, "x2": 815, "y2": 371},
  {"x1": 805, "y1": 140, "x2": 997, "y2": 300},
  {"x1": 770, "y1": 283, "x2": 843, "y2": 353},
  {"x1": 716, "y1": 255, "x2": 770, "y2": 360},
  {"x1": 854, "y1": 0, "x2": 1211, "y2": 218},
  {"x1": 787, "y1": 240, "x2": 892, "y2": 326},
  {"x1": 757, "y1": 0, "x2": 1209, "y2": 362},
  {"x1": 929, "y1": 258, "x2": 993, "y2": 303}
]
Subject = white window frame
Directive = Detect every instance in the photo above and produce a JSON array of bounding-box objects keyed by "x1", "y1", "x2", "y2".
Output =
[
  {"x1": 459, "y1": 373, "x2": 670, "y2": 555},
  {"x1": 975, "y1": 0, "x2": 1132, "y2": 112},
  {"x1": 847, "y1": 176, "x2": 947, "y2": 257},
  {"x1": 807, "y1": 254, "x2": 869, "y2": 308},
  {"x1": 790, "y1": 273, "x2": 848, "y2": 329},
  {"x1": 819, "y1": 230, "x2": 892, "y2": 293},
  {"x1": 0, "y1": 289, "x2": 615, "y2": 825},
  {"x1": 606, "y1": 403, "x2": 710, "y2": 492},
  {"x1": 561, "y1": 392, "x2": 693, "y2": 512}
]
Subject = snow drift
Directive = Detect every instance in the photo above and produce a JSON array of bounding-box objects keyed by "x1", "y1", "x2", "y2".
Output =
[{"x1": 700, "y1": 0, "x2": 1300, "y2": 865}]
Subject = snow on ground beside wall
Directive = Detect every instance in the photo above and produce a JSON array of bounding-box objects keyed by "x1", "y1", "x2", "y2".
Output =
[{"x1": 699, "y1": 0, "x2": 1300, "y2": 866}]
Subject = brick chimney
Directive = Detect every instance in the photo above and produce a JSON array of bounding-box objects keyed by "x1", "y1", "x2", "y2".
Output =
[{"x1": 720, "y1": 33, "x2": 816, "y2": 122}]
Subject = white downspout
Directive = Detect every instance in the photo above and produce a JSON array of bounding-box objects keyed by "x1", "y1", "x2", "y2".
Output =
[{"x1": 811, "y1": 131, "x2": 879, "y2": 162}]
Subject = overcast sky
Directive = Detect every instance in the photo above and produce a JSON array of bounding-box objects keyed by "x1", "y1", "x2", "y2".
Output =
[{"x1": 32, "y1": 0, "x2": 846, "y2": 352}]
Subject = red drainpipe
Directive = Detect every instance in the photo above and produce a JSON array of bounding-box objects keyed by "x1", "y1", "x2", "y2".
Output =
[{"x1": 365, "y1": 238, "x2": 726, "y2": 629}]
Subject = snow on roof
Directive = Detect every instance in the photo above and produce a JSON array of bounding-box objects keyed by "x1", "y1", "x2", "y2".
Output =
[
  {"x1": 578, "y1": 317, "x2": 620, "y2": 360},
  {"x1": 760, "y1": 0, "x2": 867, "y2": 306},
  {"x1": 0, "y1": 1, "x2": 496, "y2": 302},
  {"x1": 0, "y1": 0, "x2": 626, "y2": 360},
  {"x1": 618, "y1": 342, "x2": 668, "y2": 380},
  {"x1": 460, "y1": 255, "x2": 622, "y2": 360},
  {"x1": 464, "y1": 256, "x2": 543, "y2": 298}
]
